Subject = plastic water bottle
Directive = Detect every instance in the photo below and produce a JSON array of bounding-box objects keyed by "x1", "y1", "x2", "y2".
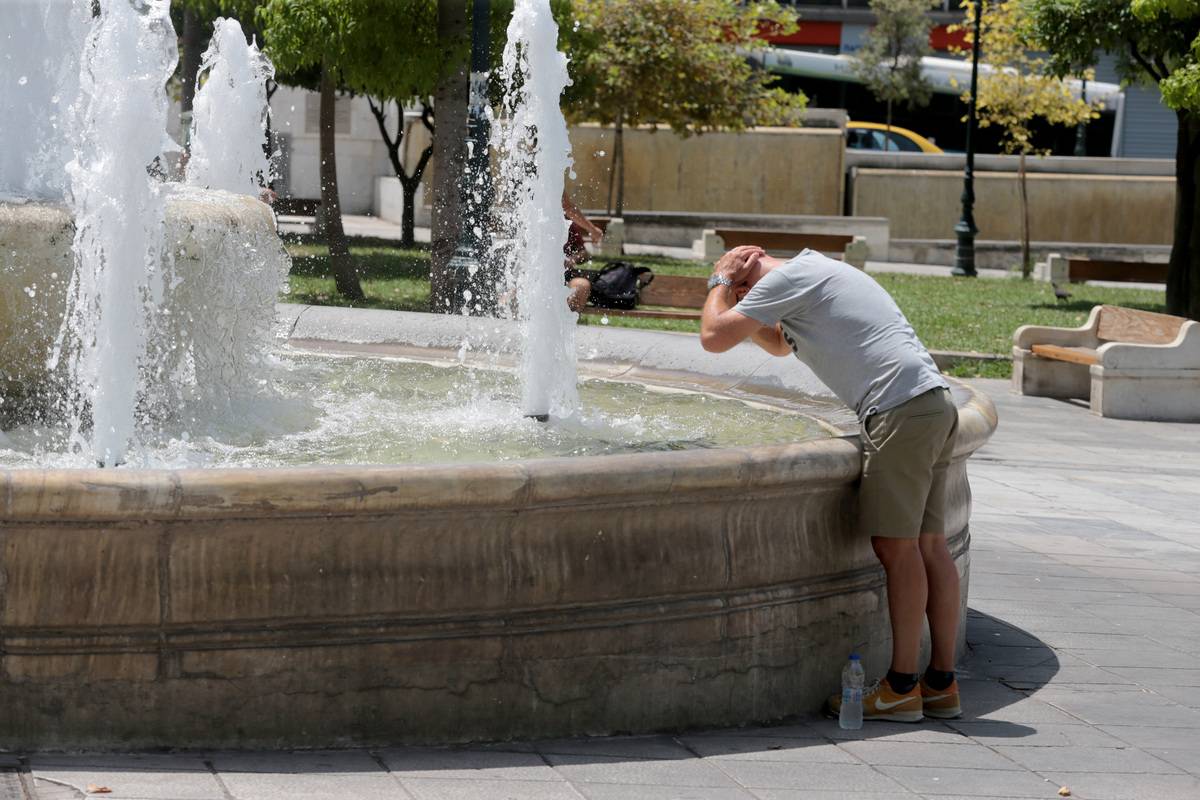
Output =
[{"x1": 839, "y1": 653, "x2": 865, "y2": 730}]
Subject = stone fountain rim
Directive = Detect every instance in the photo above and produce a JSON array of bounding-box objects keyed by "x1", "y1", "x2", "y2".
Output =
[{"x1": 0, "y1": 305, "x2": 998, "y2": 522}]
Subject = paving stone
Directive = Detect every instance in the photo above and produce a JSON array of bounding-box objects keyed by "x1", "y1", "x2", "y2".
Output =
[
  {"x1": 678, "y1": 736, "x2": 857, "y2": 764},
  {"x1": 836, "y1": 741, "x2": 1019, "y2": 771},
  {"x1": 709, "y1": 762, "x2": 907, "y2": 794},
  {"x1": 216, "y1": 769, "x2": 409, "y2": 800},
  {"x1": 377, "y1": 748, "x2": 562, "y2": 782},
  {"x1": 1030, "y1": 688, "x2": 1200, "y2": 728},
  {"x1": 800, "y1": 718, "x2": 966, "y2": 745},
  {"x1": 1030, "y1": 771, "x2": 1200, "y2": 800},
  {"x1": 946, "y1": 720, "x2": 1125, "y2": 748},
  {"x1": 873, "y1": 765, "x2": 1056, "y2": 798},
  {"x1": 401, "y1": 777, "x2": 585, "y2": 800},
  {"x1": 532, "y1": 736, "x2": 695, "y2": 760},
  {"x1": 29, "y1": 768, "x2": 225, "y2": 800},
  {"x1": 992, "y1": 744, "x2": 1180, "y2": 774},
  {"x1": 749, "y1": 793, "x2": 919, "y2": 800},
  {"x1": 543, "y1": 755, "x2": 738, "y2": 789},
  {"x1": 31, "y1": 755, "x2": 209, "y2": 772},
  {"x1": 573, "y1": 785, "x2": 756, "y2": 800},
  {"x1": 207, "y1": 751, "x2": 383, "y2": 774}
]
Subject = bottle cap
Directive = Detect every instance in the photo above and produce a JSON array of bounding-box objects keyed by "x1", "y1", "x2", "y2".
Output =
[{"x1": 849, "y1": 653, "x2": 860, "y2": 661}]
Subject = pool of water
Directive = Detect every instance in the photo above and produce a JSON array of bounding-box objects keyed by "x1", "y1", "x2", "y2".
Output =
[{"x1": 0, "y1": 351, "x2": 831, "y2": 469}]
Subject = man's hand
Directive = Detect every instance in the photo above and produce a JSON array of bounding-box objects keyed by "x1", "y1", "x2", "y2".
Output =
[{"x1": 712, "y1": 245, "x2": 764, "y2": 285}]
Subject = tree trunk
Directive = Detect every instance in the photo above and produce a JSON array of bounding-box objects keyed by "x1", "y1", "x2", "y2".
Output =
[
  {"x1": 1019, "y1": 151, "x2": 1031, "y2": 279},
  {"x1": 614, "y1": 113, "x2": 626, "y2": 216},
  {"x1": 1168, "y1": 110, "x2": 1200, "y2": 320},
  {"x1": 318, "y1": 65, "x2": 364, "y2": 302},
  {"x1": 605, "y1": 113, "x2": 622, "y2": 215},
  {"x1": 402, "y1": 181, "x2": 419, "y2": 247},
  {"x1": 430, "y1": 0, "x2": 470, "y2": 313},
  {"x1": 179, "y1": 7, "x2": 202, "y2": 157}
]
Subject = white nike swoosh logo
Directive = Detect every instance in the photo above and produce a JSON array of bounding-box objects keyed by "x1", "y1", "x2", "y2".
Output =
[{"x1": 873, "y1": 697, "x2": 915, "y2": 711}]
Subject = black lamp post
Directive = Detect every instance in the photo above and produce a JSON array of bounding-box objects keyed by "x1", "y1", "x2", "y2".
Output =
[
  {"x1": 952, "y1": 0, "x2": 983, "y2": 278},
  {"x1": 448, "y1": 0, "x2": 494, "y2": 314}
]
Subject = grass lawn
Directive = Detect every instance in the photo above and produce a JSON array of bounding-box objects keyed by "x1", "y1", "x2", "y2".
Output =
[{"x1": 284, "y1": 240, "x2": 1167, "y2": 378}]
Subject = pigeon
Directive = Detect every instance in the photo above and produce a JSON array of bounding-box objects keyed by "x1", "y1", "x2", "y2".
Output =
[{"x1": 1052, "y1": 282, "x2": 1072, "y2": 303}]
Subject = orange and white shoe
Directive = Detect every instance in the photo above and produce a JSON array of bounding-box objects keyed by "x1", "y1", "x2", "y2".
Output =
[
  {"x1": 827, "y1": 676, "x2": 924, "y2": 723},
  {"x1": 920, "y1": 676, "x2": 962, "y2": 719}
]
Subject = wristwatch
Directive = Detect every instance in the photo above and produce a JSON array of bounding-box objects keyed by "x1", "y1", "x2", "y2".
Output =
[{"x1": 707, "y1": 273, "x2": 734, "y2": 291}]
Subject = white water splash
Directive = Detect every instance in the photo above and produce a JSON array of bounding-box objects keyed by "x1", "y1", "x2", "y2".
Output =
[
  {"x1": 493, "y1": 0, "x2": 579, "y2": 420},
  {"x1": 0, "y1": 0, "x2": 88, "y2": 201},
  {"x1": 185, "y1": 18, "x2": 274, "y2": 196},
  {"x1": 53, "y1": 0, "x2": 178, "y2": 466}
]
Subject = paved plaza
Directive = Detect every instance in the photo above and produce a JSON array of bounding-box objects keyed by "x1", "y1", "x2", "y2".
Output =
[{"x1": 4, "y1": 379, "x2": 1198, "y2": 800}]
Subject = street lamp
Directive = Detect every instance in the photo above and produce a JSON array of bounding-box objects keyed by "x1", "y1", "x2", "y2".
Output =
[
  {"x1": 952, "y1": 0, "x2": 982, "y2": 278},
  {"x1": 448, "y1": 0, "x2": 494, "y2": 314}
]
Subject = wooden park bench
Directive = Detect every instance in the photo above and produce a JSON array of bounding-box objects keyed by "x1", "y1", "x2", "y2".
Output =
[
  {"x1": 1013, "y1": 304, "x2": 1200, "y2": 421},
  {"x1": 699, "y1": 228, "x2": 870, "y2": 268},
  {"x1": 581, "y1": 274, "x2": 709, "y2": 321},
  {"x1": 1037, "y1": 253, "x2": 1168, "y2": 284}
]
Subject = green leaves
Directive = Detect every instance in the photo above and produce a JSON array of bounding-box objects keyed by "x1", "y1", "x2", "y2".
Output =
[
  {"x1": 958, "y1": 1, "x2": 1096, "y2": 156},
  {"x1": 852, "y1": 0, "x2": 938, "y2": 114},
  {"x1": 563, "y1": 0, "x2": 806, "y2": 135},
  {"x1": 256, "y1": 0, "x2": 446, "y2": 103}
]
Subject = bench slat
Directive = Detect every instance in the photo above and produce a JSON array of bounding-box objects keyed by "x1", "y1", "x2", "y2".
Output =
[
  {"x1": 716, "y1": 229, "x2": 853, "y2": 254},
  {"x1": 1031, "y1": 344, "x2": 1100, "y2": 366},
  {"x1": 638, "y1": 275, "x2": 709, "y2": 309},
  {"x1": 1067, "y1": 259, "x2": 1168, "y2": 284},
  {"x1": 581, "y1": 307, "x2": 700, "y2": 321},
  {"x1": 1097, "y1": 305, "x2": 1186, "y2": 345}
]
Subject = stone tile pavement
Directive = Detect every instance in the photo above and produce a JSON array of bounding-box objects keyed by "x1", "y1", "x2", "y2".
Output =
[{"x1": 5, "y1": 380, "x2": 1198, "y2": 800}]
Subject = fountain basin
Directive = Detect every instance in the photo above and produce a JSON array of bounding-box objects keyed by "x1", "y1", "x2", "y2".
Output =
[
  {"x1": 0, "y1": 308, "x2": 997, "y2": 749},
  {"x1": 0, "y1": 190, "x2": 288, "y2": 413}
]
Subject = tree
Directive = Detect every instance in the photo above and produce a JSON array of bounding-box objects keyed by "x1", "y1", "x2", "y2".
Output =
[
  {"x1": 954, "y1": 0, "x2": 1095, "y2": 278},
  {"x1": 429, "y1": 0, "x2": 471, "y2": 312},
  {"x1": 1029, "y1": 0, "x2": 1200, "y2": 319},
  {"x1": 565, "y1": 0, "x2": 807, "y2": 215},
  {"x1": 256, "y1": 0, "x2": 383, "y2": 302},
  {"x1": 852, "y1": 0, "x2": 937, "y2": 146}
]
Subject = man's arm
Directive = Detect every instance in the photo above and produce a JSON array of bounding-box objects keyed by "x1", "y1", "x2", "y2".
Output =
[
  {"x1": 700, "y1": 285, "x2": 763, "y2": 353},
  {"x1": 700, "y1": 245, "x2": 785, "y2": 354},
  {"x1": 750, "y1": 323, "x2": 791, "y2": 356}
]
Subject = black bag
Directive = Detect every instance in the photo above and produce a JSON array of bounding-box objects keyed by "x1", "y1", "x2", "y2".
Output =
[{"x1": 583, "y1": 262, "x2": 654, "y2": 309}]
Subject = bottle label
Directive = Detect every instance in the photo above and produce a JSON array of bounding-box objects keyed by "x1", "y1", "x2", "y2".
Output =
[{"x1": 842, "y1": 687, "x2": 862, "y2": 703}]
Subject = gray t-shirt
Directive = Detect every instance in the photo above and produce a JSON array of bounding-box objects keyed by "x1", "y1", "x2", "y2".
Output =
[{"x1": 734, "y1": 250, "x2": 947, "y2": 419}]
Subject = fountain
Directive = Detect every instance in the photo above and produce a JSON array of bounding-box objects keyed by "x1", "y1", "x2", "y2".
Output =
[{"x1": 0, "y1": 0, "x2": 996, "y2": 748}]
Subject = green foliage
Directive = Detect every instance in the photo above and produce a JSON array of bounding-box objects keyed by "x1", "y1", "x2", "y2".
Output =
[
  {"x1": 255, "y1": 0, "x2": 444, "y2": 102},
  {"x1": 953, "y1": 1, "x2": 1096, "y2": 156},
  {"x1": 852, "y1": 0, "x2": 937, "y2": 120},
  {"x1": 564, "y1": 0, "x2": 807, "y2": 135},
  {"x1": 1028, "y1": 0, "x2": 1200, "y2": 107}
]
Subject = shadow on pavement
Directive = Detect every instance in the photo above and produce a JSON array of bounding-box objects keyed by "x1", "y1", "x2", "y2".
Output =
[{"x1": 19, "y1": 609, "x2": 1062, "y2": 793}]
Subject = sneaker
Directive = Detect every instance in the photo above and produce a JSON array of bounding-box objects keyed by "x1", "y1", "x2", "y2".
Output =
[
  {"x1": 827, "y1": 676, "x2": 923, "y2": 723},
  {"x1": 920, "y1": 675, "x2": 962, "y2": 719}
]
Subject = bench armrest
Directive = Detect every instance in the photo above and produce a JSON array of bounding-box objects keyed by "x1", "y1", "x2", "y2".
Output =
[
  {"x1": 1098, "y1": 320, "x2": 1200, "y2": 369},
  {"x1": 1013, "y1": 305, "x2": 1103, "y2": 349}
]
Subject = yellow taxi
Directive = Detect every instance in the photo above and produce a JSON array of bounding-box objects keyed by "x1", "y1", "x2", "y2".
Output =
[{"x1": 846, "y1": 121, "x2": 944, "y2": 153}]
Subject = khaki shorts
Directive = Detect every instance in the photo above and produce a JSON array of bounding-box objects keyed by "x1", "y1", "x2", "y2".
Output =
[{"x1": 859, "y1": 387, "x2": 959, "y2": 538}]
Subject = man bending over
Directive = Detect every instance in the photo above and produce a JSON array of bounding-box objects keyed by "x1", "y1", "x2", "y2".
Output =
[{"x1": 700, "y1": 245, "x2": 962, "y2": 723}]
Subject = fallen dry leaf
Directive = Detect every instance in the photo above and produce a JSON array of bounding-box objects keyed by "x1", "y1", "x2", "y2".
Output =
[
  {"x1": 1058, "y1": 787, "x2": 1071, "y2": 797},
  {"x1": 86, "y1": 785, "x2": 112, "y2": 794}
]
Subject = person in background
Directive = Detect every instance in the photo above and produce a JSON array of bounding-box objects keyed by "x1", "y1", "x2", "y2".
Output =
[{"x1": 562, "y1": 190, "x2": 604, "y2": 312}]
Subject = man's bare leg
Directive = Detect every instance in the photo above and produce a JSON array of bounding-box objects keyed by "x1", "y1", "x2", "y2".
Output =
[
  {"x1": 871, "y1": 536, "x2": 928, "y2": 674},
  {"x1": 919, "y1": 532, "x2": 960, "y2": 672}
]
